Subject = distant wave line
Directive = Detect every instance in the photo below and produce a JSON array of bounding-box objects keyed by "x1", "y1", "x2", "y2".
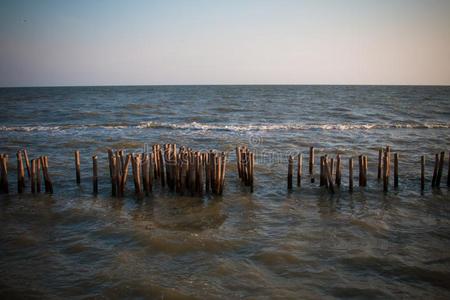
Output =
[{"x1": 1, "y1": 121, "x2": 449, "y2": 132}]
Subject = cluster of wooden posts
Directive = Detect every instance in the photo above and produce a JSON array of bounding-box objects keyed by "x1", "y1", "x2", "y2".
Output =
[
  {"x1": 0, "y1": 149, "x2": 53, "y2": 194},
  {"x1": 101, "y1": 144, "x2": 227, "y2": 197},
  {"x1": 236, "y1": 146, "x2": 255, "y2": 192},
  {"x1": 1, "y1": 145, "x2": 449, "y2": 197},
  {"x1": 287, "y1": 146, "x2": 449, "y2": 193}
]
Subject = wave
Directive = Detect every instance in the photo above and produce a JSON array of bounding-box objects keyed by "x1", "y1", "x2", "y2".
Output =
[{"x1": 1, "y1": 121, "x2": 449, "y2": 132}]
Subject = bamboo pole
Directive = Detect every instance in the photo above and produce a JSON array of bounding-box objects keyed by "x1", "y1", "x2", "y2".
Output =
[
  {"x1": 0, "y1": 155, "x2": 8, "y2": 193},
  {"x1": 377, "y1": 148, "x2": 382, "y2": 181},
  {"x1": 287, "y1": 155, "x2": 293, "y2": 190},
  {"x1": 36, "y1": 158, "x2": 41, "y2": 193},
  {"x1": 349, "y1": 157, "x2": 353, "y2": 192},
  {"x1": 309, "y1": 146, "x2": 315, "y2": 183},
  {"x1": 74, "y1": 150, "x2": 81, "y2": 184},
  {"x1": 17, "y1": 151, "x2": 25, "y2": 193},
  {"x1": 431, "y1": 153, "x2": 438, "y2": 187},
  {"x1": 92, "y1": 155, "x2": 98, "y2": 195},
  {"x1": 421, "y1": 155, "x2": 425, "y2": 191},
  {"x1": 23, "y1": 149, "x2": 31, "y2": 178},
  {"x1": 394, "y1": 153, "x2": 399, "y2": 188},
  {"x1": 335, "y1": 154, "x2": 341, "y2": 186},
  {"x1": 436, "y1": 151, "x2": 445, "y2": 188},
  {"x1": 297, "y1": 153, "x2": 302, "y2": 187},
  {"x1": 31, "y1": 159, "x2": 36, "y2": 194}
]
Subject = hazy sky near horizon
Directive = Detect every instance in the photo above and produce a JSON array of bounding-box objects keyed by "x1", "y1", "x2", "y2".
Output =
[{"x1": 0, "y1": 0, "x2": 449, "y2": 87}]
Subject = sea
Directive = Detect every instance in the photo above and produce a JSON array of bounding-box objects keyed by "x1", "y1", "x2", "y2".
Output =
[{"x1": 0, "y1": 85, "x2": 449, "y2": 299}]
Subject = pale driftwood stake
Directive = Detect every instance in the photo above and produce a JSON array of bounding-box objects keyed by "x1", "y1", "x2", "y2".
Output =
[
  {"x1": 431, "y1": 153, "x2": 438, "y2": 187},
  {"x1": 17, "y1": 151, "x2": 25, "y2": 193},
  {"x1": 421, "y1": 155, "x2": 425, "y2": 191},
  {"x1": 287, "y1": 155, "x2": 293, "y2": 190},
  {"x1": 74, "y1": 150, "x2": 81, "y2": 184},
  {"x1": 92, "y1": 155, "x2": 98, "y2": 195},
  {"x1": 377, "y1": 148, "x2": 382, "y2": 180},
  {"x1": 297, "y1": 153, "x2": 302, "y2": 187},
  {"x1": 309, "y1": 146, "x2": 315, "y2": 183},
  {"x1": 23, "y1": 149, "x2": 31, "y2": 178},
  {"x1": 436, "y1": 151, "x2": 445, "y2": 188},
  {"x1": 349, "y1": 157, "x2": 353, "y2": 192},
  {"x1": 394, "y1": 153, "x2": 399, "y2": 188}
]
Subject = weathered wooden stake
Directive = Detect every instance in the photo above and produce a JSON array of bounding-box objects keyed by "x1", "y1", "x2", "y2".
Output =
[
  {"x1": 297, "y1": 153, "x2": 302, "y2": 187},
  {"x1": 92, "y1": 155, "x2": 98, "y2": 195},
  {"x1": 431, "y1": 153, "x2": 438, "y2": 187},
  {"x1": 421, "y1": 155, "x2": 425, "y2": 191},
  {"x1": 447, "y1": 152, "x2": 450, "y2": 188},
  {"x1": 436, "y1": 151, "x2": 445, "y2": 188},
  {"x1": 0, "y1": 155, "x2": 9, "y2": 193},
  {"x1": 23, "y1": 149, "x2": 31, "y2": 178},
  {"x1": 335, "y1": 154, "x2": 341, "y2": 186},
  {"x1": 31, "y1": 159, "x2": 36, "y2": 193},
  {"x1": 349, "y1": 157, "x2": 353, "y2": 192},
  {"x1": 377, "y1": 148, "x2": 382, "y2": 180},
  {"x1": 287, "y1": 155, "x2": 293, "y2": 190},
  {"x1": 309, "y1": 146, "x2": 315, "y2": 183},
  {"x1": 36, "y1": 158, "x2": 41, "y2": 193},
  {"x1": 394, "y1": 153, "x2": 399, "y2": 188},
  {"x1": 17, "y1": 151, "x2": 25, "y2": 193},
  {"x1": 74, "y1": 150, "x2": 81, "y2": 184},
  {"x1": 383, "y1": 151, "x2": 388, "y2": 192}
]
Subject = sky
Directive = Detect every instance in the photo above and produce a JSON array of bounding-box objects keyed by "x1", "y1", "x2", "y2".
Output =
[{"x1": 0, "y1": 0, "x2": 449, "y2": 87}]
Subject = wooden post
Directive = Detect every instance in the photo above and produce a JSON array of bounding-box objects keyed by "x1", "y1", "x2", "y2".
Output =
[
  {"x1": 394, "y1": 153, "x2": 399, "y2": 188},
  {"x1": 297, "y1": 153, "x2": 302, "y2": 187},
  {"x1": 42, "y1": 156, "x2": 53, "y2": 193},
  {"x1": 448, "y1": 151, "x2": 450, "y2": 188},
  {"x1": 36, "y1": 158, "x2": 41, "y2": 193},
  {"x1": 364, "y1": 156, "x2": 368, "y2": 186},
  {"x1": 23, "y1": 149, "x2": 31, "y2": 178},
  {"x1": 120, "y1": 154, "x2": 132, "y2": 196},
  {"x1": 349, "y1": 157, "x2": 353, "y2": 192},
  {"x1": 74, "y1": 150, "x2": 81, "y2": 184},
  {"x1": 287, "y1": 155, "x2": 293, "y2": 190},
  {"x1": 17, "y1": 151, "x2": 25, "y2": 193},
  {"x1": 30, "y1": 159, "x2": 36, "y2": 193},
  {"x1": 0, "y1": 155, "x2": 9, "y2": 193},
  {"x1": 309, "y1": 146, "x2": 315, "y2": 183},
  {"x1": 421, "y1": 155, "x2": 425, "y2": 191},
  {"x1": 92, "y1": 155, "x2": 98, "y2": 195},
  {"x1": 330, "y1": 158, "x2": 334, "y2": 178},
  {"x1": 236, "y1": 147, "x2": 242, "y2": 178},
  {"x1": 319, "y1": 156, "x2": 324, "y2": 186},
  {"x1": 383, "y1": 151, "x2": 388, "y2": 192},
  {"x1": 135, "y1": 155, "x2": 142, "y2": 195},
  {"x1": 335, "y1": 154, "x2": 341, "y2": 186},
  {"x1": 436, "y1": 151, "x2": 445, "y2": 188},
  {"x1": 111, "y1": 155, "x2": 117, "y2": 196},
  {"x1": 431, "y1": 153, "x2": 438, "y2": 187},
  {"x1": 377, "y1": 148, "x2": 382, "y2": 181},
  {"x1": 358, "y1": 155, "x2": 363, "y2": 187},
  {"x1": 249, "y1": 152, "x2": 254, "y2": 193},
  {"x1": 323, "y1": 157, "x2": 334, "y2": 193}
]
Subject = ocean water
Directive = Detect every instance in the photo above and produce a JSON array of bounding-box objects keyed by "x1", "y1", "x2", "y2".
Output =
[{"x1": 0, "y1": 85, "x2": 449, "y2": 299}]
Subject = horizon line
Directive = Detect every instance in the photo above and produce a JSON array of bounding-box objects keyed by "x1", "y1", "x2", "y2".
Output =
[{"x1": 1, "y1": 83, "x2": 450, "y2": 89}]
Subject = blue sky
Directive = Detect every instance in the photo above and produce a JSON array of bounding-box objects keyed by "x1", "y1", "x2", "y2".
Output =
[{"x1": 0, "y1": 0, "x2": 449, "y2": 86}]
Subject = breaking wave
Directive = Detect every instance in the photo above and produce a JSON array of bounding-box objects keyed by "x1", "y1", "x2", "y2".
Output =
[{"x1": 1, "y1": 121, "x2": 449, "y2": 132}]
